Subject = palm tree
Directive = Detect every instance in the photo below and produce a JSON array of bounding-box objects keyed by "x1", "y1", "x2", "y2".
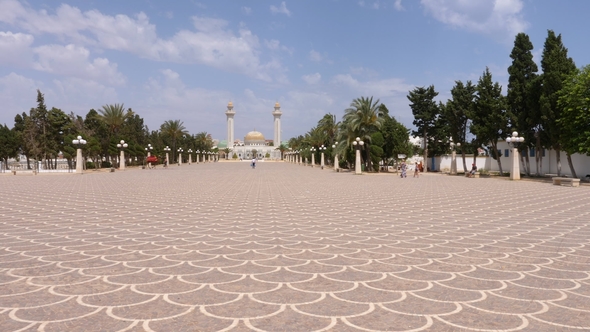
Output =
[
  {"x1": 99, "y1": 103, "x2": 128, "y2": 136},
  {"x1": 98, "y1": 103, "x2": 130, "y2": 163},
  {"x1": 317, "y1": 113, "x2": 339, "y2": 145},
  {"x1": 160, "y1": 120, "x2": 188, "y2": 162},
  {"x1": 342, "y1": 96, "x2": 385, "y2": 171},
  {"x1": 194, "y1": 132, "x2": 213, "y2": 152}
]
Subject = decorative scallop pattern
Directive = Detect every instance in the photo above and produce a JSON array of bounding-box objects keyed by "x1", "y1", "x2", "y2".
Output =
[{"x1": 1, "y1": 163, "x2": 589, "y2": 331}]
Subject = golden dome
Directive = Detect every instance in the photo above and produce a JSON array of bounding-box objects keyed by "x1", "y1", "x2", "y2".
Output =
[
  {"x1": 244, "y1": 130, "x2": 265, "y2": 143},
  {"x1": 228, "y1": 101, "x2": 233, "y2": 107},
  {"x1": 274, "y1": 102, "x2": 280, "y2": 108}
]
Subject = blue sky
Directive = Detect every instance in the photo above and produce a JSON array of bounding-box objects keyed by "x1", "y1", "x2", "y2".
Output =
[{"x1": 1, "y1": 0, "x2": 589, "y2": 142}]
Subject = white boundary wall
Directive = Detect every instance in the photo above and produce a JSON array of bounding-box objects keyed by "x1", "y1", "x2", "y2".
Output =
[{"x1": 434, "y1": 141, "x2": 590, "y2": 178}]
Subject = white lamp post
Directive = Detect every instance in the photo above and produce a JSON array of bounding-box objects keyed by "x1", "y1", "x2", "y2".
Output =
[
  {"x1": 72, "y1": 135, "x2": 87, "y2": 174},
  {"x1": 319, "y1": 145, "x2": 326, "y2": 169},
  {"x1": 506, "y1": 131, "x2": 524, "y2": 180},
  {"x1": 332, "y1": 141, "x2": 339, "y2": 172},
  {"x1": 310, "y1": 147, "x2": 316, "y2": 167},
  {"x1": 145, "y1": 144, "x2": 153, "y2": 169},
  {"x1": 450, "y1": 141, "x2": 461, "y2": 175},
  {"x1": 353, "y1": 137, "x2": 364, "y2": 175},
  {"x1": 164, "y1": 146, "x2": 171, "y2": 167},
  {"x1": 196, "y1": 150, "x2": 200, "y2": 164},
  {"x1": 178, "y1": 148, "x2": 183, "y2": 165},
  {"x1": 188, "y1": 149, "x2": 193, "y2": 165},
  {"x1": 117, "y1": 140, "x2": 128, "y2": 170}
]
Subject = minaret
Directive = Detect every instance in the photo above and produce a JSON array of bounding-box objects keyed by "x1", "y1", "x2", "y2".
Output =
[
  {"x1": 272, "y1": 102, "x2": 282, "y2": 147},
  {"x1": 225, "y1": 102, "x2": 235, "y2": 149}
]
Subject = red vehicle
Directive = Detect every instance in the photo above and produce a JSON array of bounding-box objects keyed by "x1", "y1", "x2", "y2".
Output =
[{"x1": 146, "y1": 156, "x2": 158, "y2": 163}]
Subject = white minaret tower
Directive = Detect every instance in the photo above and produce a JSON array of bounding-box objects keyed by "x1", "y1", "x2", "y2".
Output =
[
  {"x1": 272, "y1": 102, "x2": 282, "y2": 147},
  {"x1": 225, "y1": 102, "x2": 235, "y2": 150}
]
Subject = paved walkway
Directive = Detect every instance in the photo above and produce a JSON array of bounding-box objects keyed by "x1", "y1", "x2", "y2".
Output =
[{"x1": 1, "y1": 162, "x2": 589, "y2": 331}]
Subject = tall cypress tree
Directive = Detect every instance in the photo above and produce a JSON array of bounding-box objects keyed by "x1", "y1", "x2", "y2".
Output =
[
  {"x1": 507, "y1": 32, "x2": 539, "y2": 176},
  {"x1": 445, "y1": 80, "x2": 475, "y2": 172},
  {"x1": 471, "y1": 67, "x2": 508, "y2": 175},
  {"x1": 408, "y1": 85, "x2": 439, "y2": 172},
  {"x1": 540, "y1": 30, "x2": 577, "y2": 176}
]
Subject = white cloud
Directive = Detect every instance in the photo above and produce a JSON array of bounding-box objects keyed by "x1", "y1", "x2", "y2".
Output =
[
  {"x1": 0, "y1": 31, "x2": 34, "y2": 65},
  {"x1": 242, "y1": 6, "x2": 252, "y2": 15},
  {"x1": 302, "y1": 73, "x2": 321, "y2": 85},
  {"x1": 0, "y1": 73, "x2": 119, "y2": 126},
  {"x1": 350, "y1": 66, "x2": 379, "y2": 78},
  {"x1": 270, "y1": 2, "x2": 291, "y2": 16},
  {"x1": 33, "y1": 44, "x2": 125, "y2": 86},
  {"x1": 331, "y1": 74, "x2": 413, "y2": 98},
  {"x1": 421, "y1": 0, "x2": 529, "y2": 40},
  {"x1": 358, "y1": 1, "x2": 366, "y2": 7},
  {"x1": 165, "y1": 11, "x2": 173, "y2": 19},
  {"x1": 0, "y1": 1, "x2": 287, "y2": 82},
  {"x1": 51, "y1": 77, "x2": 118, "y2": 110},
  {"x1": 0, "y1": 73, "x2": 40, "y2": 125},
  {"x1": 264, "y1": 39, "x2": 293, "y2": 54},
  {"x1": 141, "y1": 69, "x2": 232, "y2": 132},
  {"x1": 394, "y1": 0, "x2": 405, "y2": 11},
  {"x1": 309, "y1": 50, "x2": 323, "y2": 62}
]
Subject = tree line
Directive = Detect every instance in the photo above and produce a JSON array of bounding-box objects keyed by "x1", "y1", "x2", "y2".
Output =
[
  {"x1": 290, "y1": 30, "x2": 590, "y2": 176},
  {"x1": 0, "y1": 92, "x2": 215, "y2": 170},
  {"x1": 287, "y1": 99, "x2": 414, "y2": 172}
]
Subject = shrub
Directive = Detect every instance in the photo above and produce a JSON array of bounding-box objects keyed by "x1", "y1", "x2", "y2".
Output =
[{"x1": 101, "y1": 161, "x2": 112, "y2": 168}]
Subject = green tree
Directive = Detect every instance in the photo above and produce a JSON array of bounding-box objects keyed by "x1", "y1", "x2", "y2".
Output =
[
  {"x1": 98, "y1": 103, "x2": 128, "y2": 137},
  {"x1": 507, "y1": 32, "x2": 539, "y2": 176},
  {"x1": 471, "y1": 67, "x2": 509, "y2": 175},
  {"x1": 444, "y1": 80, "x2": 475, "y2": 172},
  {"x1": 558, "y1": 65, "x2": 590, "y2": 157},
  {"x1": 408, "y1": 86, "x2": 439, "y2": 172},
  {"x1": 342, "y1": 96, "x2": 384, "y2": 171},
  {"x1": 13, "y1": 113, "x2": 31, "y2": 168},
  {"x1": 369, "y1": 131, "x2": 384, "y2": 172},
  {"x1": 540, "y1": 30, "x2": 577, "y2": 177},
  {"x1": 381, "y1": 114, "x2": 412, "y2": 170},
  {"x1": 0, "y1": 124, "x2": 18, "y2": 171},
  {"x1": 26, "y1": 90, "x2": 51, "y2": 165},
  {"x1": 317, "y1": 113, "x2": 339, "y2": 145},
  {"x1": 160, "y1": 120, "x2": 188, "y2": 162},
  {"x1": 84, "y1": 109, "x2": 108, "y2": 162}
]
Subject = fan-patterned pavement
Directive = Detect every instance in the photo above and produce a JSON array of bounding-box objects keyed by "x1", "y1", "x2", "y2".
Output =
[{"x1": 1, "y1": 162, "x2": 589, "y2": 331}]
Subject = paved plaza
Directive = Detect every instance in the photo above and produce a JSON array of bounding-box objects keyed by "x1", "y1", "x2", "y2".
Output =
[{"x1": 1, "y1": 162, "x2": 589, "y2": 332}]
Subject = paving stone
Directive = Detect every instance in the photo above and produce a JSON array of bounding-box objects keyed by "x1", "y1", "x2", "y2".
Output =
[{"x1": 1, "y1": 163, "x2": 589, "y2": 331}]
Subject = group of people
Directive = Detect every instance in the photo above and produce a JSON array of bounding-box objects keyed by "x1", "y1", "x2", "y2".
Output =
[{"x1": 400, "y1": 161, "x2": 422, "y2": 178}]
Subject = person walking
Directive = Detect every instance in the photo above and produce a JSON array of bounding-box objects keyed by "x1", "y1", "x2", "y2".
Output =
[
  {"x1": 400, "y1": 160, "x2": 407, "y2": 178},
  {"x1": 251, "y1": 157, "x2": 256, "y2": 169},
  {"x1": 413, "y1": 163, "x2": 420, "y2": 178}
]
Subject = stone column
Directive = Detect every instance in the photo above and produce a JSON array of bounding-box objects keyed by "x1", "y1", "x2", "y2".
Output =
[
  {"x1": 355, "y1": 149, "x2": 362, "y2": 175},
  {"x1": 179, "y1": 153, "x2": 182, "y2": 165},
  {"x1": 334, "y1": 155, "x2": 339, "y2": 172},
  {"x1": 226, "y1": 102, "x2": 235, "y2": 149},
  {"x1": 272, "y1": 102, "x2": 282, "y2": 148},
  {"x1": 451, "y1": 150, "x2": 457, "y2": 175},
  {"x1": 166, "y1": 152, "x2": 170, "y2": 167},
  {"x1": 188, "y1": 154, "x2": 192, "y2": 165},
  {"x1": 311, "y1": 153, "x2": 315, "y2": 167},
  {"x1": 76, "y1": 148, "x2": 83, "y2": 174},
  {"x1": 120, "y1": 150, "x2": 125, "y2": 170},
  {"x1": 321, "y1": 152, "x2": 325, "y2": 169},
  {"x1": 510, "y1": 148, "x2": 520, "y2": 180}
]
